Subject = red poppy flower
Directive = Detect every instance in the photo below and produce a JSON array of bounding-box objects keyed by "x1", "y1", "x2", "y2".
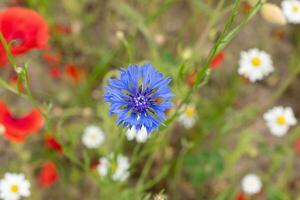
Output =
[
  {"x1": 235, "y1": 193, "x2": 248, "y2": 200},
  {"x1": 0, "y1": 100, "x2": 44, "y2": 143},
  {"x1": 48, "y1": 66, "x2": 62, "y2": 79},
  {"x1": 39, "y1": 161, "x2": 59, "y2": 188},
  {"x1": 241, "y1": 2, "x2": 252, "y2": 13},
  {"x1": 64, "y1": 64, "x2": 85, "y2": 84},
  {"x1": 294, "y1": 138, "x2": 300, "y2": 154},
  {"x1": 0, "y1": 51, "x2": 6, "y2": 66},
  {"x1": 90, "y1": 160, "x2": 100, "y2": 170},
  {"x1": 0, "y1": 7, "x2": 49, "y2": 65},
  {"x1": 45, "y1": 135, "x2": 63, "y2": 153},
  {"x1": 210, "y1": 51, "x2": 225, "y2": 69},
  {"x1": 42, "y1": 52, "x2": 61, "y2": 65}
]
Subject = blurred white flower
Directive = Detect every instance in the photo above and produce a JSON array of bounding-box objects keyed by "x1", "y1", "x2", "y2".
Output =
[
  {"x1": 154, "y1": 33, "x2": 166, "y2": 46},
  {"x1": 282, "y1": 0, "x2": 300, "y2": 24},
  {"x1": 97, "y1": 157, "x2": 109, "y2": 177},
  {"x1": 238, "y1": 48, "x2": 274, "y2": 82},
  {"x1": 154, "y1": 194, "x2": 167, "y2": 200},
  {"x1": 112, "y1": 155, "x2": 130, "y2": 181},
  {"x1": 263, "y1": 106, "x2": 297, "y2": 137},
  {"x1": 181, "y1": 48, "x2": 193, "y2": 60},
  {"x1": 116, "y1": 31, "x2": 125, "y2": 40},
  {"x1": 126, "y1": 126, "x2": 148, "y2": 143},
  {"x1": 97, "y1": 154, "x2": 130, "y2": 182},
  {"x1": 178, "y1": 104, "x2": 197, "y2": 129},
  {"x1": 241, "y1": 173, "x2": 262, "y2": 195},
  {"x1": 82, "y1": 125, "x2": 105, "y2": 148},
  {"x1": 0, "y1": 173, "x2": 30, "y2": 200}
]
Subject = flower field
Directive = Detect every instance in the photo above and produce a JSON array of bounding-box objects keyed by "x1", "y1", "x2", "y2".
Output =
[{"x1": 0, "y1": 0, "x2": 300, "y2": 199}]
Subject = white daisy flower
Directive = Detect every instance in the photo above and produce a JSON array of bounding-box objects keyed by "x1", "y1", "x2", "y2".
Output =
[
  {"x1": 97, "y1": 157, "x2": 109, "y2": 177},
  {"x1": 178, "y1": 104, "x2": 197, "y2": 129},
  {"x1": 282, "y1": 0, "x2": 300, "y2": 24},
  {"x1": 241, "y1": 173, "x2": 262, "y2": 195},
  {"x1": 126, "y1": 126, "x2": 149, "y2": 143},
  {"x1": 0, "y1": 173, "x2": 30, "y2": 200},
  {"x1": 263, "y1": 106, "x2": 297, "y2": 137},
  {"x1": 82, "y1": 125, "x2": 105, "y2": 148},
  {"x1": 238, "y1": 48, "x2": 274, "y2": 82},
  {"x1": 112, "y1": 155, "x2": 130, "y2": 181},
  {"x1": 97, "y1": 154, "x2": 130, "y2": 182}
]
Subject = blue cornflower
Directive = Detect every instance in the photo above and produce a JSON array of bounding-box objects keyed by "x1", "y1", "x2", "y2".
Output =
[{"x1": 103, "y1": 63, "x2": 174, "y2": 134}]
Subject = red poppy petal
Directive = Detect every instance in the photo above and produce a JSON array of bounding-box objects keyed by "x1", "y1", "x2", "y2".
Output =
[
  {"x1": 0, "y1": 50, "x2": 7, "y2": 67},
  {"x1": 0, "y1": 100, "x2": 44, "y2": 142},
  {"x1": 39, "y1": 161, "x2": 59, "y2": 188},
  {"x1": 4, "y1": 129, "x2": 26, "y2": 143},
  {"x1": 294, "y1": 138, "x2": 300, "y2": 154},
  {"x1": 45, "y1": 136, "x2": 63, "y2": 153},
  {"x1": 210, "y1": 51, "x2": 225, "y2": 69},
  {"x1": 42, "y1": 52, "x2": 61, "y2": 65},
  {"x1": 64, "y1": 64, "x2": 85, "y2": 84},
  {"x1": 5, "y1": 110, "x2": 44, "y2": 133},
  {"x1": 0, "y1": 100, "x2": 10, "y2": 116}
]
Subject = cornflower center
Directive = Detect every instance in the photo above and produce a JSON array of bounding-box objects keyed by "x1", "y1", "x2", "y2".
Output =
[
  {"x1": 10, "y1": 185, "x2": 19, "y2": 193},
  {"x1": 128, "y1": 86, "x2": 154, "y2": 114},
  {"x1": 277, "y1": 115, "x2": 286, "y2": 125},
  {"x1": 251, "y1": 57, "x2": 261, "y2": 68}
]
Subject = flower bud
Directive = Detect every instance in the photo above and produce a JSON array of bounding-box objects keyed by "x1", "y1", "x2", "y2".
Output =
[
  {"x1": 261, "y1": 3, "x2": 287, "y2": 25},
  {"x1": 116, "y1": 31, "x2": 125, "y2": 40}
]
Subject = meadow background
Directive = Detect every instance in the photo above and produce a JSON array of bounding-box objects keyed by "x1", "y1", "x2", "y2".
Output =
[{"x1": 0, "y1": 0, "x2": 300, "y2": 199}]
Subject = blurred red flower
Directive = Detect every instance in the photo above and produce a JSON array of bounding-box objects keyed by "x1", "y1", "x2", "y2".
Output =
[
  {"x1": 52, "y1": 24, "x2": 71, "y2": 35},
  {"x1": 0, "y1": 7, "x2": 49, "y2": 65},
  {"x1": 241, "y1": 2, "x2": 252, "y2": 13},
  {"x1": 185, "y1": 69, "x2": 198, "y2": 87},
  {"x1": 64, "y1": 64, "x2": 85, "y2": 84},
  {"x1": 294, "y1": 138, "x2": 300, "y2": 154},
  {"x1": 0, "y1": 51, "x2": 6, "y2": 66},
  {"x1": 39, "y1": 161, "x2": 59, "y2": 188},
  {"x1": 90, "y1": 160, "x2": 100, "y2": 170},
  {"x1": 0, "y1": 100, "x2": 44, "y2": 143},
  {"x1": 42, "y1": 52, "x2": 61, "y2": 65},
  {"x1": 210, "y1": 51, "x2": 225, "y2": 69},
  {"x1": 45, "y1": 135, "x2": 63, "y2": 153},
  {"x1": 235, "y1": 193, "x2": 248, "y2": 200},
  {"x1": 48, "y1": 66, "x2": 62, "y2": 79}
]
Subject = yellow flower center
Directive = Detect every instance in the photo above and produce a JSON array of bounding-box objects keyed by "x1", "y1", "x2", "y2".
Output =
[
  {"x1": 277, "y1": 115, "x2": 286, "y2": 125},
  {"x1": 293, "y1": 3, "x2": 299, "y2": 13},
  {"x1": 10, "y1": 185, "x2": 19, "y2": 193},
  {"x1": 185, "y1": 107, "x2": 195, "y2": 117},
  {"x1": 251, "y1": 57, "x2": 261, "y2": 67},
  {"x1": 89, "y1": 133, "x2": 97, "y2": 140},
  {"x1": 111, "y1": 162, "x2": 117, "y2": 173}
]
